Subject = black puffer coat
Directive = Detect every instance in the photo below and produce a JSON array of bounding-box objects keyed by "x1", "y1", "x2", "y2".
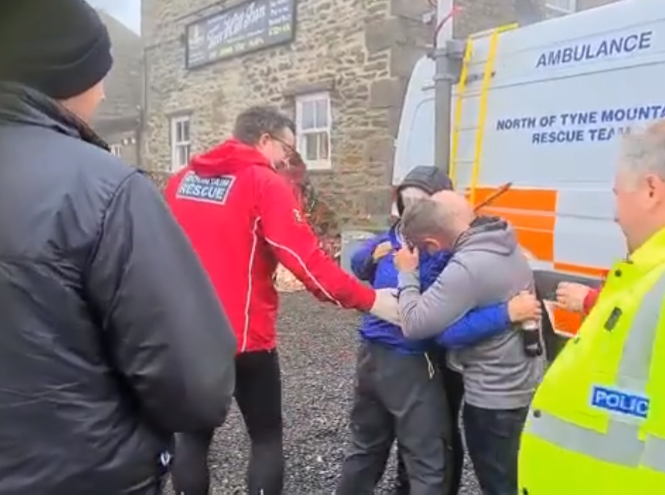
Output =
[{"x1": 0, "y1": 84, "x2": 236, "y2": 494}]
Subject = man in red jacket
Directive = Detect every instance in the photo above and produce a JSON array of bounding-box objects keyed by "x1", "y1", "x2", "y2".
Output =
[{"x1": 164, "y1": 105, "x2": 399, "y2": 495}]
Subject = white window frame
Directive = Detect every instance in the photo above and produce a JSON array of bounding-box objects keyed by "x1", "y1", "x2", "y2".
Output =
[
  {"x1": 110, "y1": 144, "x2": 122, "y2": 157},
  {"x1": 295, "y1": 92, "x2": 332, "y2": 170},
  {"x1": 170, "y1": 115, "x2": 192, "y2": 172},
  {"x1": 545, "y1": 0, "x2": 577, "y2": 14}
]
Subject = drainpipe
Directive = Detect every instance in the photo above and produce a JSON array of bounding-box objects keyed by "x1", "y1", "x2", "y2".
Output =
[
  {"x1": 433, "y1": 0, "x2": 462, "y2": 174},
  {"x1": 138, "y1": 48, "x2": 149, "y2": 168}
]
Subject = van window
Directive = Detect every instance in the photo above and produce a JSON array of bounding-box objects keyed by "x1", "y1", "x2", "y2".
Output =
[{"x1": 406, "y1": 98, "x2": 435, "y2": 170}]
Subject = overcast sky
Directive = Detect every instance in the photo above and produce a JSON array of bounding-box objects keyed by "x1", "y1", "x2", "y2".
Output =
[{"x1": 87, "y1": 0, "x2": 140, "y2": 33}]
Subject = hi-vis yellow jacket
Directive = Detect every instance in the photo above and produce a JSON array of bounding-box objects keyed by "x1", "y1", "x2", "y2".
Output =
[{"x1": 518, "y1": 227, "x2": 665, "y2": 495}]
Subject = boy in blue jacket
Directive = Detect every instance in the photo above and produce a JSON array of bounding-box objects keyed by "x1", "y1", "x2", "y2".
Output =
[{"x1": 335, "y1": 166, "x2": 540, "y2": 495}]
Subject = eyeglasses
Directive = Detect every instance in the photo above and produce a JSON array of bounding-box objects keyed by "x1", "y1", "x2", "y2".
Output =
[{"x1": 269, "y1": 134, "x2": 296, "y2": 157}]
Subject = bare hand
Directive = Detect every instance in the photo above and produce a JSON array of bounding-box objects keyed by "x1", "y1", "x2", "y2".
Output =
[
  {"x1": 372, "y1": 241, "x2": 393, "y2": 261},
  {"x1": 556, "y1": 282, "x2": 591, "y2": 313},
  {"x1": 395, "y1": 246, "x2": 419, "y2": 272},
  {"x1": 369, "y1": 288, "x2": 401, "y2": 325},
  {"x1": 507, "y1": 291, "x2": 542, "y2": 323}
]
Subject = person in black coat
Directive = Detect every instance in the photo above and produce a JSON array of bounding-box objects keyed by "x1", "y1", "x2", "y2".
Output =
[{"x1": 0, "y1": 1, "x2": 237, "y2": 493}]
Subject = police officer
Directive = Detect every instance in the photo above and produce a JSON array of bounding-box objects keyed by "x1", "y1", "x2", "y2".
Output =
[{"x1": 518, "y1": 121, "x2": 665, "y2": 494}]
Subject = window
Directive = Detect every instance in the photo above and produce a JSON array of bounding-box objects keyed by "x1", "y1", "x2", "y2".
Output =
[
  {"x1": 110, "y1": 144, "x2": 122, "y2": 157},
  {"x1": 545, "y1": 0, "x2": 577, "y2": 14},
  {"x1": 295, "y1": 93, "x2": 332, "y2": 170},
  {"x1": 170, "y1": 116, "x2": 191, "y2": 172}
]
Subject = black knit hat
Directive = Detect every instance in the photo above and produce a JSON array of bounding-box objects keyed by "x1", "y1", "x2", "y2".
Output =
[
  {"x1": 0, "y1": 0, "x2": 113, "y2": 100},
  {"x1": 395, "y1": 165, "x2": 454, "y2": 215}
]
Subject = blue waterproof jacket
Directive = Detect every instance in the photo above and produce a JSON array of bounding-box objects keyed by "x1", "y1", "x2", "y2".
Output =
[{"x1": 351, "y1": 224, "x2": 512, "y2": 354}]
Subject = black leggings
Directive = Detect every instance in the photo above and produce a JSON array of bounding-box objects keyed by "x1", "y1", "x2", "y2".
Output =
[
  {"x1": 171, "y1": 350, "x2": 284, "y2": 495},
  {"x1": 395, "y1": 358, "x2": 465, "y2": 495}
]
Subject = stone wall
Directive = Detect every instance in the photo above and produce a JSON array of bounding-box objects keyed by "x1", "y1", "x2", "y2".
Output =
[
  {"x1": 143, "y1": 170, "x2": 171, "y2": 190},
  {"x1": 93, "y1": 11, "x2": 142, "y2": 163},
  {"x1": 142, "y1": 0, "x2": 557, "y2": 228}
]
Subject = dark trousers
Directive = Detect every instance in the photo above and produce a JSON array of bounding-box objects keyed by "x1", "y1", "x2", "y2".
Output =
[
  {"x1": 336, "y1": 342, "x2": 447, "y2": 495},
  {"x1": 171, "y1": 350, "x2": 284, "y2": 495},
  {"x1": 463, "y1": 403, "x2": 528, "y2": 495},
  {"x1": 395, "y1": 354, "x2": 465, "y2": 495}
]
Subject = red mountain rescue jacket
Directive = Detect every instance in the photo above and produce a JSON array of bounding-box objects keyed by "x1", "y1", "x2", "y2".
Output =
[{"x1": 165, "y1": 139, "x2": 375, "y2": 353}]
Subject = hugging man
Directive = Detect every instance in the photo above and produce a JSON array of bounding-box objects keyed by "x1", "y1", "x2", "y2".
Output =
[{"x1": 338, "y1": 169, "x2": 542, "y2": 494}]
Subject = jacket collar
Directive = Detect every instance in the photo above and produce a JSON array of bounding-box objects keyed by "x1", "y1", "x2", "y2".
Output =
[
  {"x1": 603, "y1": 225, "x2": 665, "y2": 291},
  {"x1": 622, "y1": 225, "x2": 665, "y2": 278},
  {"x1": 190, "y1": 138, "x2": 273, "y2": 176},
  {"x1": 0, "y1": 82, "x2": 109, "y2": 151}
]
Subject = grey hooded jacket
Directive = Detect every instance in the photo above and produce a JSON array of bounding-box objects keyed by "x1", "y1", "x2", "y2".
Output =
[{"x1": 397, "y1": 217, "x2": 544, "y2": 409}]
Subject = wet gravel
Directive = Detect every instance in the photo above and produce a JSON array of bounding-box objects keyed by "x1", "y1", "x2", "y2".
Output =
[{"x1": 180, "y1": 292, "x2": 481, "y2": 495}]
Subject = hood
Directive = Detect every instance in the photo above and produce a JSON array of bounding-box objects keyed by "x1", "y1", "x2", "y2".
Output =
[
  {"x1": 396, "y1": 166, "x2": 453, "y2": 215},
  {"x1": 190, "y1": 138, "x2": 272, "y2": 177},
  {"x1": 454, "y1": 216, "x2": 518, "y2": 256}
]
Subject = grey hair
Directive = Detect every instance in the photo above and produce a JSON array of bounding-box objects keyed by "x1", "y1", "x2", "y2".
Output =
[
  {"x1": 400, "y1": 198, "x2": 457, "y2": 245},
  {"x1": 620, "y1": 121, "x2": 665, "y2": 183}
]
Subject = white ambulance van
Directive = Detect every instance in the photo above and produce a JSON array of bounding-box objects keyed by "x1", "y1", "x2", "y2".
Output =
[{"x1": 394, "y1": 0, "x2": 665, "y2": 352}]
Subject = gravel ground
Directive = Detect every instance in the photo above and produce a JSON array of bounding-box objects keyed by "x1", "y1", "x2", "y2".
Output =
[{"x1": 177, "y1": 292, "x2": 481, "y2": 495}]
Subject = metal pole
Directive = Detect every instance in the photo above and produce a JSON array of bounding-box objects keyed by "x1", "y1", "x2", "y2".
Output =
[
  {"x1": 434, "y1": 46, "x2": 453, "y2": 175},
  {"x1": 434, "y1": 0, "x2": 454, "y2": 174}
]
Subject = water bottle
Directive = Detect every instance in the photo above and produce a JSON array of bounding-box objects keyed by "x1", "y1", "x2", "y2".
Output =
[{"x1": 522, "y1": 319, "x2": 543, "y2": 357}]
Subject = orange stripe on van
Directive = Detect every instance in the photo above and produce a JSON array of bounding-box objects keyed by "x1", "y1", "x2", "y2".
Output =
[
  {"x1": 467, "y1": 186, "x2": 609, "y2": 338},
  {"x1": 553, "y1": 262, "x2": 608, "y2": 279},
  {"x1": 469, "y1": 187, "x2": 557, "y2": 212},
  {"x1": 514, "y1": 229, "x2": 555, "y2": 262},
  {"x1": 479, "y1": 208, "x2": 555, "y2": 231},
  {"x1": 467, "y1": 186, "x2": 557, "y2": 262}
]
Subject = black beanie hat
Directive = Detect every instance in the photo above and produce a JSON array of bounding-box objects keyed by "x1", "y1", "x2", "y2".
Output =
[
  {"x1": 395, "y1": 165, "x2": 454, "y2": 215},
  {"x1": 0, "y1": 0, "x2": 113, "y2": 100}
]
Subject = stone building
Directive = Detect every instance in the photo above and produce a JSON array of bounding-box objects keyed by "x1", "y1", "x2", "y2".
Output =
[
  {"x1": 94, "y1": 11, "x2": 143, "y2": 165},
  {"x1": 141, "y1": 0, "x2": 619, "y2": 229}
]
